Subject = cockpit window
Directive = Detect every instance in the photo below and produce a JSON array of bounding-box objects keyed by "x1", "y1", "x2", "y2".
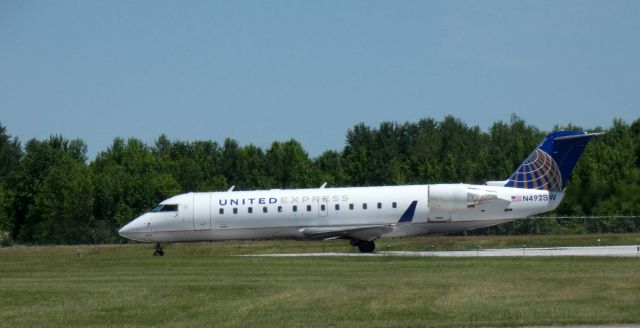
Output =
[
  {"x1": 150, "y1": 204, "x2": 178, "y2": 212},
  {"x1": 161, "y1": 204, "x2": 178, "y2": 212}
]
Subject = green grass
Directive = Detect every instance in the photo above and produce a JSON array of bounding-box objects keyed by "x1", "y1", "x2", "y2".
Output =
[{"x1": 1, "y1": 235, "x2": 640, "y2": 327}]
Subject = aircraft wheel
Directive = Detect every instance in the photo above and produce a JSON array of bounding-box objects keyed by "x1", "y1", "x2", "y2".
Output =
[
  {"x1": 358, "y1": 241, "x2": 376, "y2": 253},
  {"x1": 153, "y1": 243, "x2": 164, "y2": 256}
]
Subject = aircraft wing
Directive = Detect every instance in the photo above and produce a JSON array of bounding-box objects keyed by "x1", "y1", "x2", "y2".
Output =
[
  {"x1": 299, "y1": 200, "x2": 418, "y2": 241},
  {"x1": 299, "y1": 225, "x2": 394, "y2": 241}
]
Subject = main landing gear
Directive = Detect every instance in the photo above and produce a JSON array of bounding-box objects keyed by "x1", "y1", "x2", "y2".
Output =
[
  {"x1": 350, "y1": 239, "x2": 376, "y2": 253},
  {"x1": 153, "y1": 242, "x2": 164, "y2": 256}
]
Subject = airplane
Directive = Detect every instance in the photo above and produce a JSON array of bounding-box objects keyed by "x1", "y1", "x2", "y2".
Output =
[{"x1": 119, "y1": 130, "x2": 600, "y2": 256}]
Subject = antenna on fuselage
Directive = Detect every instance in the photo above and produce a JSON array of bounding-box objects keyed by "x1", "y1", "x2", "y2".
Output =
[
  {"x1": 227, "y1": 185, "x2": 235, "y2": 192},
  {"x1": 320, "y1": 182, "x2": 327, "y2": 189}
]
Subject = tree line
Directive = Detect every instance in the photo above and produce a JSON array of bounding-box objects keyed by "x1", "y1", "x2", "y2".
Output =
[{"x1": 0, "y1": 115, "x2": 639, "y2": 245}]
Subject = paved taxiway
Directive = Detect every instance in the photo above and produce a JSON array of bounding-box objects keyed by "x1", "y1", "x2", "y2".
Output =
[{"x1": 247, "y1": 245, "x2": 640, "y2": 257}]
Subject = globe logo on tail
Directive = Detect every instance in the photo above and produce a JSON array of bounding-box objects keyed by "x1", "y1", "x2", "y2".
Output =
[{"x1": 507, "y1": 149, "x2": 562, "y2": 191}]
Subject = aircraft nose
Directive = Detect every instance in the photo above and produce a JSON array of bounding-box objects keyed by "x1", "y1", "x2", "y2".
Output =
[
  {"x1": 118, "y1": 223, "x2": 132, "y2": 237},
  {"x1": 118, "y1": 221, "x2": 136, "y2": 239},
  {"x1": 118, "y1": 215, "x2": 151, "y2": 241}
]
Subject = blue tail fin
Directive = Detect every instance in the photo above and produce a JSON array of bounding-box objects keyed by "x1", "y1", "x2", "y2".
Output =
[{"x1": 504, "y1": 131, "x2": 600, "y2": 191}]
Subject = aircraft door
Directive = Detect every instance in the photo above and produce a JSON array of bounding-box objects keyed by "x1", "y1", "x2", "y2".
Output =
[
  {"x1": 193, "y1": 193, "x2": 211, "y2": 230},
  {"x1": 316, "y1": 200, "x2": 330, "y2": 226},
  {"x1": 318, "y1": 202, "x2": 329, "y2": 217}
]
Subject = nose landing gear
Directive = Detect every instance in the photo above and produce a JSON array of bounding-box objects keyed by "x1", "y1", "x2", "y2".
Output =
[{"x1": 153, "y1": 242, "x2": 164, "y2": 256}]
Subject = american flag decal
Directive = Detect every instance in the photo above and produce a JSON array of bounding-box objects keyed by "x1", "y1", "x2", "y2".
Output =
[{"x1": 511, "y1": 196, "x2": 523, "y2": 202}]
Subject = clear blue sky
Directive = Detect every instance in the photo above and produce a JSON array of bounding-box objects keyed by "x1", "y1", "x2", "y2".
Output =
[{"x1": 1, "y1": 0, "x2": 639, "y2": 159}]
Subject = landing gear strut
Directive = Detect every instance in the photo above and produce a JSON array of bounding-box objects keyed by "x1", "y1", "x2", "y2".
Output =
[
  {"x1": 350, "y1": 239, "x2": 376, "y2": 253},
  {"x1": 153, "y1": 242, "x2": 164, "y2": 256}
]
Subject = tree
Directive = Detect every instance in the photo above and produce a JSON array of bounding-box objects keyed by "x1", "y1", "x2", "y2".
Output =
[
  {"x1": 0, "y1": 123, "x2": 21, "y2": 238},
  {"x1": 313, "y1": 150, "x2": 349, "y2": 187},
  {"x1": 26, "y1": 156, "x2": 94, "y2": 243},
  {"x1": 265, "y1": 140, "x2": 313, "y2": 189},
  {"x1": 0, "y1": 123, "x2": 22, "y2": 182},
  {"x1": 92, "y1": 138, "x2": 181, "y2": 242},
  {"x1": 11, "y1": 136, "x2": 92, "y2": 243},
  {"x1": 486, "y1": 115, "x2": 543, "y2": 182},
  {"x1": 153, "y1": 136, "x2": 227, "y2": 192},
  {"x1": 0, "y1": 182, "x2": 13, "y2": 234}
]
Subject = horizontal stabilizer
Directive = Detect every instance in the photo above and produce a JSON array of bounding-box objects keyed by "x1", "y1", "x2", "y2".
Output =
[{"x1": 486, "y1": 180, "x2": 508, "y2": 187}]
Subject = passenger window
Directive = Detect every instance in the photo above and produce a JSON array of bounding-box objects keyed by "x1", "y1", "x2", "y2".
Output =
[
  {"x1": 320, "y1": 204, "x2": 326, "y2": 211},
  {"x1": 362, "y1": 203, "x2": 367, "y2": 210},
  {"x1": 392, "y1": 202, "x2": 397, "y2": 209},
  {"x1": 349, "y1": 203, "x2": 354, "y2": 210},
  {"x1": 335, "y1": 204, "x2": 340, "y2": 210},
  {"x1": 263, "y1": 207, "x2": 268, "y2": 213},
  {"x1": 248, "y1": 207, "x2": 253, "y2": 214},
  {"x1": 293, "y1": 205, "x2": 298, "y2": 212},
  {"x1": 233, "y1": 208, "x2": 238, "y2": 214},
  {"x1": 377, "y1": 202, "x2": 382, "y2": 209},
  {"x1": 278, "y1": 206, "x2": 283, "y2": 213},
  {"x1": 219, "y1": 208, "x2": 224, "y2": 215},
  {"x1": 306, "y1": 205, "x2": 312, "y2": 212}
]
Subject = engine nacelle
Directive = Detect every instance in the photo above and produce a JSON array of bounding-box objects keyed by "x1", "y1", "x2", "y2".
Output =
[{"x1": 428, "y1": 184, "x2": 497, "y2": 211}]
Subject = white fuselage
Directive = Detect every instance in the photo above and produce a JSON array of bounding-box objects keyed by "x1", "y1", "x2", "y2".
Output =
[{"x1": 118, "y1": 184, "x2": 563, "y2": 243}]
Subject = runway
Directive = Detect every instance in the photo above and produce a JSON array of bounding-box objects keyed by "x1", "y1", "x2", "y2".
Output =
[{"x1": 247, "y1": 245, "x2": 640, "y2": 257}]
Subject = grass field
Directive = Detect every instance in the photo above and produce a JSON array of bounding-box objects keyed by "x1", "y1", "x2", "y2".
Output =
[{"x1": 1, "y1": 234, "x2": 640, "y2": 328}]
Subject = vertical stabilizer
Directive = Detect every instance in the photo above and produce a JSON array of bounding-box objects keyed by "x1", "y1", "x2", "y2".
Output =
[{"x1": 504, "y1": 131, "x2": 600, "y2": 191}]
